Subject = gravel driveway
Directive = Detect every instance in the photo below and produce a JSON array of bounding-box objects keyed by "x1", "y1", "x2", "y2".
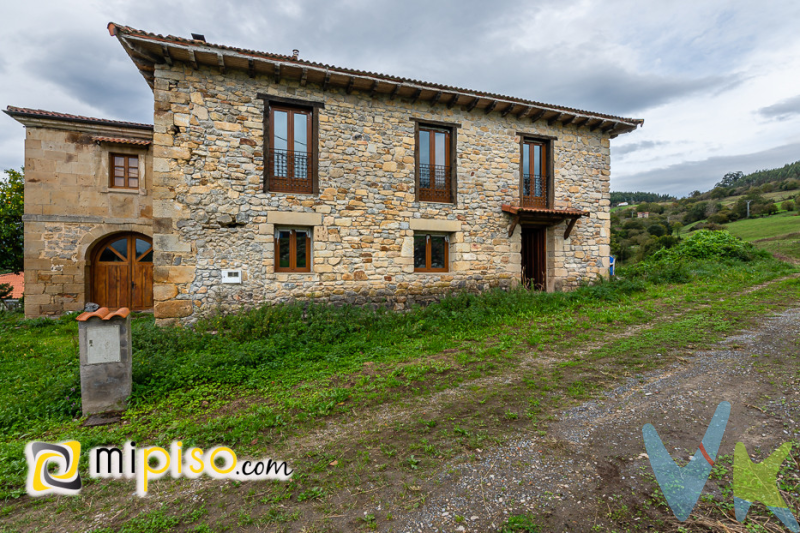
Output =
[{"x1": 388, "y1": 306, "x2": 800, "y2": 532}]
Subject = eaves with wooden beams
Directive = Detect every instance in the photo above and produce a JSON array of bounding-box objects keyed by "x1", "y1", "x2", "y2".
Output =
[{"x1": 108, "y1": 23, "x2": 644, "y2": 139}]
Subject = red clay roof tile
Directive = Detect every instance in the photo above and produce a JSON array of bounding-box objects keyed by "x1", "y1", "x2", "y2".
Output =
[{"x1": 0, "y1": 273, "x2": 24, "y2": 299}]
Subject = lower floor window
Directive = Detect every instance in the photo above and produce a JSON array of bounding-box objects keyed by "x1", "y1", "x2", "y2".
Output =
[
  {"x1": 414, "y1": 233, "x2": 449, "y2": 272},
  {"x1": 275, "y1": 228, "x2": 312, "y2": 272}
]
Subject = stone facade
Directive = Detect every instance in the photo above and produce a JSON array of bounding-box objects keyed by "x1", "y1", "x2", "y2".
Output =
[
  {"x1": 150, "y1": 64, "x2": 612, "y2": 325},
  {"x1": 10, "y1": 26, "x2": 637, "y2": 323},
  {"x1": 8, "y1": 111, "x2": 153, "y2": 318}
]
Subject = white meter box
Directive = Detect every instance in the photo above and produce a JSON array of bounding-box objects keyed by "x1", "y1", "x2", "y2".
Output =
[{"x1": 221, "y1": 269, "x2": 242, "y2": 284}]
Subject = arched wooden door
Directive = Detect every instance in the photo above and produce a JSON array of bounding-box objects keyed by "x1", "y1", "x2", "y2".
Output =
[{"x1": 91, "y1": 233, "x2": 153, "y2": 310}]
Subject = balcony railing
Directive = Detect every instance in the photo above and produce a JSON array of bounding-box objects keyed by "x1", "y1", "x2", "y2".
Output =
[
  {"x1": 522, "y1": 173, "x2": 547, "y2": 208},
  {"x1": 269, "y1": 148, "x2": 313, "y2": 193},
  {"x1": 419, "y1": 163, "x2": 452, "y2": 203}
]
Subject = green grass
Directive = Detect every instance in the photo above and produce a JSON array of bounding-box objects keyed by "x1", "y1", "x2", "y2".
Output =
[
  {"x1": 724, "y1": 211, "x2": 800, "y2": 241},
  {"x1": 0, "y1": 253, "x2": 796, "y2": 512}
]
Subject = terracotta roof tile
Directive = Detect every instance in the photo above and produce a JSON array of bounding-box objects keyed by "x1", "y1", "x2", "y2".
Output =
[
  {"x1": 77, "y1": 307, "x2": 131, "y2": 321},
  {"x1": 92, "y1": 136, "x2": 151, "y2": 146},
  {"x1": 0, "y1": 273, "x2": 24, "y2": 299},
  {"x1": 501, "y1": 204, "x2": 588, "y2": 217},
  {"x1": 4, "y1": 106, "x2": 153, "y2": 130},
  {"x1": 108, "y1": 23, "x2": 643, "y2": 128}
]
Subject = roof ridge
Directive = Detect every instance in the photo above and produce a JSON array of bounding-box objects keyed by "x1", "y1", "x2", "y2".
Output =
[
  {"x1": 108, "y1": 22, "x2": 643, "y2": 127},
  {"x1": 5, "y1": 106, "x2": 153, "y2": 130}
]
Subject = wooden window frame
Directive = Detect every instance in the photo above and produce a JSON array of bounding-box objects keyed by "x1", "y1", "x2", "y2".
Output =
[
  {"x1": 274, "y1": 227, "x2": 313, "y2": 273},
  {"x1": 518, "y1": 134, "x2": 555, "y2": 208},
  {"x1": 413, "y1": 233, "x2": 450, "y2": 273},
  {"x1": 258, "y1": 94, "x2": 324, "y2": 195},
  {"x1": 109, "y1": 153, "x2": 140, "y2": 190},
  {"x1": 413, "y1": 119, "x2": 458, "y2": 204}
]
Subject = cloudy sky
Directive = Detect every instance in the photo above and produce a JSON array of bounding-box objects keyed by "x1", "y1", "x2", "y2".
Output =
[{"x1": 1, "y1": 0, "x2": 799, "y2": 196}]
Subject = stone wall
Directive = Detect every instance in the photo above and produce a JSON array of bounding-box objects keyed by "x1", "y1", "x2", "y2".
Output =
[
  {"x1": 151, "y1": 64, "x2": 611, "y2": 325},
  {"x1": 21, "y1": 124, "x2": 153, "y2": 317}
]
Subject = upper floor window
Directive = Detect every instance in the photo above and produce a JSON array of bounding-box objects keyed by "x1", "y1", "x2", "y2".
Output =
[
  {"x1": 259, "y1": 94, "x2": 324, "y2": 195},
  {"x1": 521, "y1": 140, "x2": 548, "y2": 208},
  {"x1": 270, "y1": 106, "x2": 312, "y2": 193},
  {"x1": 110, "y1": 154, "x2": 139, "y2": 189},
  {"x1": 415, "y1": 122, "x2": 457, "y2": 204}
]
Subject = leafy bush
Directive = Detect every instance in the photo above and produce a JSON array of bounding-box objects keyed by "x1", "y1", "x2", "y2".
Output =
[
  {"x1": 782, "y1": 200, "x2": 795, "y2": 212},
  {"x1": 656, "y1": 230, "x2": 759, "y2": 262}
]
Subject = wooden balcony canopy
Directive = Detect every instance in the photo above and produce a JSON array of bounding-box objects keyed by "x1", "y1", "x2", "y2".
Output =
[
  {"x1": 501, "y1": 204, "x2": 589, "y2": 239},
  {"x1": 108, "y1": 23, "x2": 644, "y2": 139}
]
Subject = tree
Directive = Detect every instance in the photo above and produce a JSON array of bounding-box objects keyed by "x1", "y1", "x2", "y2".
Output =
[
  {"x1": 0, "y1": 169, "x2": 24, "y2": 273},
  {"x1": 716, "y1": 171, "x2": 744, "y2": 188}
]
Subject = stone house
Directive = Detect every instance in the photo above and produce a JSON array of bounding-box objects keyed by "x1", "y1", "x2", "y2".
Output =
[
  {"x1": 7, "y1": 23, "x2": 642, "y2": 324},
  {"x1": 4, "y1": 107, "x2": 154, "y2": 318}
]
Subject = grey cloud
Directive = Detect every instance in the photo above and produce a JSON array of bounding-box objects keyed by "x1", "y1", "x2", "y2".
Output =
[
  {"x1": 758, "y1": 95, "x2": 800, "y2": 121},
  {"x1": 612, "y1": 140, "x2": 669, "y2": 157},
  {"x1": 613, "y1": 142, "x2": 800, "y2": 196},
  {"x1": 28, "y1": 32, "x2": 152, "y2": 124}
]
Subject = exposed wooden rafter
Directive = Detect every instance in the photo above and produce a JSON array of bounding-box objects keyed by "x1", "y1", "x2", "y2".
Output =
[
  {"x1": 161, "y1": 45, "x2": 172, "y2": 66},
  {"x1": 113, "y1": 30, "x2": 643, "y2": 137},
  {"x1": 508, "y1": 215, "x2": 520, "y2": 238},
  {"x1": 602, "y1": 123, "x2": 618, "y2": 134},
  {"x1": 589, "y1": 120, "x2": 606, "y2": 132},
  {"x1": 131, "y1": 58, "x2": 155, "y2": 72},
  {"x1": 530, "y1": 109, "x2": 547, "y2": 123},
  {"x1": 127, "y1": 43, "x2": 162, "y2": 64},
  {"x1": 517, "y1": 106, "x2": 533, "y2": 119},
  {"x1": 574, "y1": 117, "x2": 590, "y2": 128},
  {"x1": 547, "y1": 113, "x2": 563, "y2": 126}
]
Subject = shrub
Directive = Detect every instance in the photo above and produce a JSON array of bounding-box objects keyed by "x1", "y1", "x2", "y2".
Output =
[
  {"x1": 0, "y1": 283, "x2": 11, "y2": 300},
  {"x1": 782, "y1": 200, "x2": 795, "y2": 212},
  {"x1": 647, "y1": 224, "x2": 666, "y2": 237},
  {"x1": 764, "y1": 202, "x2": 779, "y2": 215},
  {"x1": 657, "y1": 230, "x2": 757, "y2": 261}
]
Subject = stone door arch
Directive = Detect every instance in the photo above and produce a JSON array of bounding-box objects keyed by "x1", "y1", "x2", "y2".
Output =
[{"x1": 91, "y1": 233, "x2": 153, "y2": 310}]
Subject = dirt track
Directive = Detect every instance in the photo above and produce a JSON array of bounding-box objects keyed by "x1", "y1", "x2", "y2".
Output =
[{"x1": 388, "y1": 306, "x2": 800, "y2": 532}]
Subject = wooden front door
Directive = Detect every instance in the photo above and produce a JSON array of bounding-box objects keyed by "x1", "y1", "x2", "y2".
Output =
[
  {"x1": 91, "y1": 234, "x2": 153, "y2": 311},
  {"x1": 521, "y1": 227, "x2": 547, "y2": 291}
]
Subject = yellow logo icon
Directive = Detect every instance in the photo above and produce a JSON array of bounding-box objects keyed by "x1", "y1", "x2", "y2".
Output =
[{"x1": 25, "y1": 441, "x2": 82, "y2": 496}]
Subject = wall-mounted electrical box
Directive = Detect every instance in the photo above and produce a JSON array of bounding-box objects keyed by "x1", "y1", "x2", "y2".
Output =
[{"x1": 221, "y1": 269, "x2": 242, "y2": 284}]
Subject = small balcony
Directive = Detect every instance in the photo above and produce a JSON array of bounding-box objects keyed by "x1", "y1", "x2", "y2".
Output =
[
  {"x1": 269, "y1": 148, "x2": 313, "y2": 193},
  {"x1": 522, "y1": 172, "x2": 547, "y2": 208},
  {"x1": 419, "y1": 163, "x2": 452, "y2": 203}
]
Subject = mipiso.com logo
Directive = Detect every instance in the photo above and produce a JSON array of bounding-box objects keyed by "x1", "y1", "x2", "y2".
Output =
[
  {"x1": 25, "y1": 441, "x2": 83, "y2": 496},
  {"x1": 26, "y1": 440, "x2": 292, "y2": 497}
]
